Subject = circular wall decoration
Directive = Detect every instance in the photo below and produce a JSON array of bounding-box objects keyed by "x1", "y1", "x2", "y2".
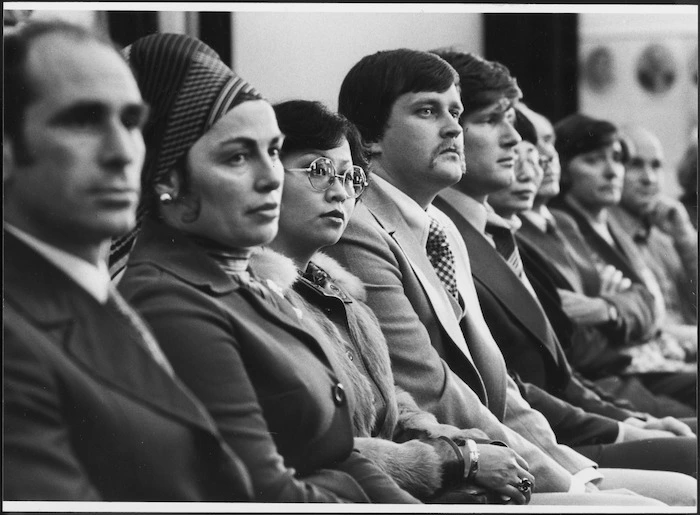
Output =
[
  {"x1": 583, "y1": 46, "x2": 615, "y2": 93},
  {"x1": 636, "y1": 44, "x2": 677, "y2": 95}
]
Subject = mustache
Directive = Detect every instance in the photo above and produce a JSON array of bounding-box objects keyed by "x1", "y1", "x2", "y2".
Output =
[{"x1": 431, "y1": 141, "x2": 464, "y2": 159}]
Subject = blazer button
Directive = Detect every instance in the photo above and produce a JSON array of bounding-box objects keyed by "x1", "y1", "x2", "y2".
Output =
[
  {"x1": 332, "y1": 383, "x2": 346, "y2": 406},
  {"x1": 346, "y1": 350, "x2": 354, "y2": 361}
]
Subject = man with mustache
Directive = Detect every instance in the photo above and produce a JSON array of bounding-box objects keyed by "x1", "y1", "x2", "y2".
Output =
[{"x1": 325, "y1": 47, "x2": 694, "y2": 505}]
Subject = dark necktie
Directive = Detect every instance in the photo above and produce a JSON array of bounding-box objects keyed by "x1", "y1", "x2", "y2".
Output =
[
  {"x1": 485, "y1": 222, "x2": 525, "y2": 278},
  {"x1": 108, "y1": 287, "x2": 175, "y2": 376},
  {"x1": 426, "y1": 215, "x2": 460, "y2": 302}
]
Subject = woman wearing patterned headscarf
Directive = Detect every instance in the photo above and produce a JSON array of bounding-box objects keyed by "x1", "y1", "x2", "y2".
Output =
[{"x1": 115, "y1": 33, "x2": 419, "y2": 504}]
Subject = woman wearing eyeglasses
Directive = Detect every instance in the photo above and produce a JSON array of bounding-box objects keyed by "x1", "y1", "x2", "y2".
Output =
[
  {"x1": 245, "y1": 99, "x2": 538, "y2": 504},
  {"x1": 115, "y1": 34, "x2": 419, "y2": 504}
]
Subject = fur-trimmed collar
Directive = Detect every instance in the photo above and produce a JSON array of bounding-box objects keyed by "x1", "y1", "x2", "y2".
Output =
[{"x1": 250, "y1": 247, "x2": 367, "y2": 301}]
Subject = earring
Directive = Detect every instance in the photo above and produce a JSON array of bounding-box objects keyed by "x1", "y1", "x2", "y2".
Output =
[{"x1": 159, "y1": 192, "x2": 174, "y2": 205}]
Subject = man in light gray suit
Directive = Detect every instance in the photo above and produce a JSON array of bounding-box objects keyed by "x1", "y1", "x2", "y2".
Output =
[{"x1": 325, "y1": 48, "x2": 695, "y2": 505}]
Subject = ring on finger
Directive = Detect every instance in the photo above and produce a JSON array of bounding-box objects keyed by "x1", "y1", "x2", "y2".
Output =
[{"x1": 517, "y1": 478, "x2": 533, "y2": 492}]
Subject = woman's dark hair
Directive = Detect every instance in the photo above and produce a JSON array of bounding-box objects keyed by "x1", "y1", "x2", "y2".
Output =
[{"x1": 274, "y1": 100, "x2": 369, "y2": 172}]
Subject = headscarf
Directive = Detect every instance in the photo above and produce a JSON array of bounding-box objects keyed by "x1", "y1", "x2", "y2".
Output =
[{"x1": 109, "y1": 33, "x2": 262, "y2": 276}]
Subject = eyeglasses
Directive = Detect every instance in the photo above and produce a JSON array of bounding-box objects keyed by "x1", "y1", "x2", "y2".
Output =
[{"x1": 285, "y1": 157, "x2": 368, "y2": 199}]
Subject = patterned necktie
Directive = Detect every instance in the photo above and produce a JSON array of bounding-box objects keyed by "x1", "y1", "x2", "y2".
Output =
[
  {"x1": 485, "y1": 222, "x2": 525, "y2": 278},
  {"x1": 108, "y1": 287, "x2": 175, "y2": 376},
  {"x1": 426, "y1": 216, "x2": 460, "y2": 302}
]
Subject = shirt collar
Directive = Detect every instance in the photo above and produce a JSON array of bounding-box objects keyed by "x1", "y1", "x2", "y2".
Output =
[
  {"x1": 444, "y1": 188, "x2": 490, "y2": 234},
  {"x1": 4, "y1": 223, "x2": 111, "y2": 304},
  {"x1": 373, "y1": 174, "x2": 432, "y2": 245},
  {"x1": 520, "y1": 206, "x2": 553, "y2": 233}
]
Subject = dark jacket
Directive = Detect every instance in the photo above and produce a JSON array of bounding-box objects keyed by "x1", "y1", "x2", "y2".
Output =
[
  {"x1": 550, "y1": 203, "x2": 659, "y2": 344},
  {"x1": 4, "y1": 230, "x2": 253, "y2": 501},
  {"x1": 118, "y1": 220, "x2": 418, "y2": 503},
  {"x1": 434, "y1": 191, "x2": 636, "y2": 447}
]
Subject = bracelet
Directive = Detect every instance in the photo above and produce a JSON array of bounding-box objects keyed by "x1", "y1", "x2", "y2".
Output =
[{"x1": 465, "y1": 439, "x2": 479, "y2": 481}]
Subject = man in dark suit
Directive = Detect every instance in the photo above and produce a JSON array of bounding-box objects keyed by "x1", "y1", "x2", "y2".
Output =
[
  {"x1": 325, "y1": 48, "x2": 696, "y2": 504},
  {"x1": 431, "y1": 50, "x2": 695, "y2": 478},
  {"x1": 3, "y1": 20, "x2": 253, "y2": 501},
  {"x1": 516, "y1": 105, "x2": 696, "y2": 418}
]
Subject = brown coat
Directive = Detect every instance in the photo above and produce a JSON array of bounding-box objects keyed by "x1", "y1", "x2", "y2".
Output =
[{"x1": 250, "y1": 248, "x2": 491, "y2": 499}]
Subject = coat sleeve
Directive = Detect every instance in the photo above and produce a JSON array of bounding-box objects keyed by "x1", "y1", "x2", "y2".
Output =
[
  {"x1": 120, "y1": 269, "x2": 372, "y2": 503},
  {"x1": 3, "y1": 307, "x2": 103, "y2": 501},
  {"x1": 325, "y1": 207, "x2": 587, "y2": 493},
  {"x1": 514, "y1": 376, "x2": 621, "y2": 446}
]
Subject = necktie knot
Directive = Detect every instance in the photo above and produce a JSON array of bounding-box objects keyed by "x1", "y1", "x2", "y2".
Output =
[
  {"x1": 485, "y1": 221, "x2": 524, "y2": 278},
  {"x1": 426, "y1": 216, "x2": 460, "y2": 302}
]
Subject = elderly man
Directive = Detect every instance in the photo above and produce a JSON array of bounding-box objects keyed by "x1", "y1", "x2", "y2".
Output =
[
  {"x1": 325, "y1": 47, "x2": 693, "y2": 505},
  {"x1": 612, "y1": 126, "x2": 697, "y2": 328},
  {"x1": 3, "y1": 20, "x2": 252, "y2": 500}
]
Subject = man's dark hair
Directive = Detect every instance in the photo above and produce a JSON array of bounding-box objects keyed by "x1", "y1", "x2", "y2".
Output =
[
  {"x1": 338, "y1": 48, "x2": 459, "y2": 144},
  {"x1": 3, "y1": 20, "x2": 118, "y2": 163},
  {"x1": 514, "y1": 108, "x2": 538, "y2": 145},
  {"x1": 431, "y1": 49, "x2": 521, "y2": 118},
  {"x1": 274, "y1": 100, "x2": 369, "y2": 173}
]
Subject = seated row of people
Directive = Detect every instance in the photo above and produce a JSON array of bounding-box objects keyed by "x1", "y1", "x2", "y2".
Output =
[{"x1": 4, "y1": 20, "x2": 696, "y2": 506}]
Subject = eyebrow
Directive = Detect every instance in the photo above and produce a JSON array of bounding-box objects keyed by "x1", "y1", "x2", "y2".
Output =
[
  {"x1": 218, "y1": 133, "x2": 285, "y2": 148},
  {"x1": 49, "y1": 100, "x2": 149, "y2": 124}
]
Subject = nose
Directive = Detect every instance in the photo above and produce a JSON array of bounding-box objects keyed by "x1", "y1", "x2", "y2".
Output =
[
  {"x1": 255, "y1": 154, "x2": 283, "y2": 192},
  {"x1": 326, "y1": 174, "x2": 350, "y2": 202},
  {"x1": 441, "y1": 114, "x2": 463, "y2": 140},
  {"x1": 102, "y1": 119, "x2": 142, "y2": 171},
  {"x1": 501, "y1": 121, "x2": 522, "y2": 149},
  {"x1": 638, "y1": 164, "x2": 658, "y2": 185},
  {"x1": 604, "y1": 158, "x2": 623, "y2": 179}
]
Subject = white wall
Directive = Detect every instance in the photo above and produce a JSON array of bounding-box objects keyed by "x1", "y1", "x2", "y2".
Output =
[
  {"x1": 579, "y1": 10, "x2": 698, "y2": 197},
  {"x1": 232, "y1": 10, "x2": 482, "y2": 111}
]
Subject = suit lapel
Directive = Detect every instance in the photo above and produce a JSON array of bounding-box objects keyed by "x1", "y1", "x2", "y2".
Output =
[
  {"x1": 363, "y1": 185, "x2": 477, "y2": 368},
  {"x1": 517, "y1": 217, "x2": 585, "y2": 293},
  {"x1": 4, "y1": 232, "x2": 223, "y2": 437},
  {"x1": 563, "y1": 206, "x2": 645, "y2": 284},
  {"x1": 435, "y1": 196, "x2": 560, "y2": 362}
]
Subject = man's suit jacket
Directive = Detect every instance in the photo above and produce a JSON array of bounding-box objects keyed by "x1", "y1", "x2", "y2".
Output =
[
  {"x1": 3, "y1": 231, "x2": 253, "y2": 501},
  {"x1": 118, "y1": 220, "x2": 416, "y2": 503},
  {"x1": 434, "y1": 191, "x2": 633, "y2": 447},
  {"x1": 551, "y1": 203, "x2": 659, "y2": 345},
  {"x1": 608, "y1": 205, "x2": 697, "y2": 325},
  {"x1": 518, "y1": 210, "x2": 657, "y2": 346},
  {"x1": 325, "y1": 179, "x2": 596, "y2": 493}
]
